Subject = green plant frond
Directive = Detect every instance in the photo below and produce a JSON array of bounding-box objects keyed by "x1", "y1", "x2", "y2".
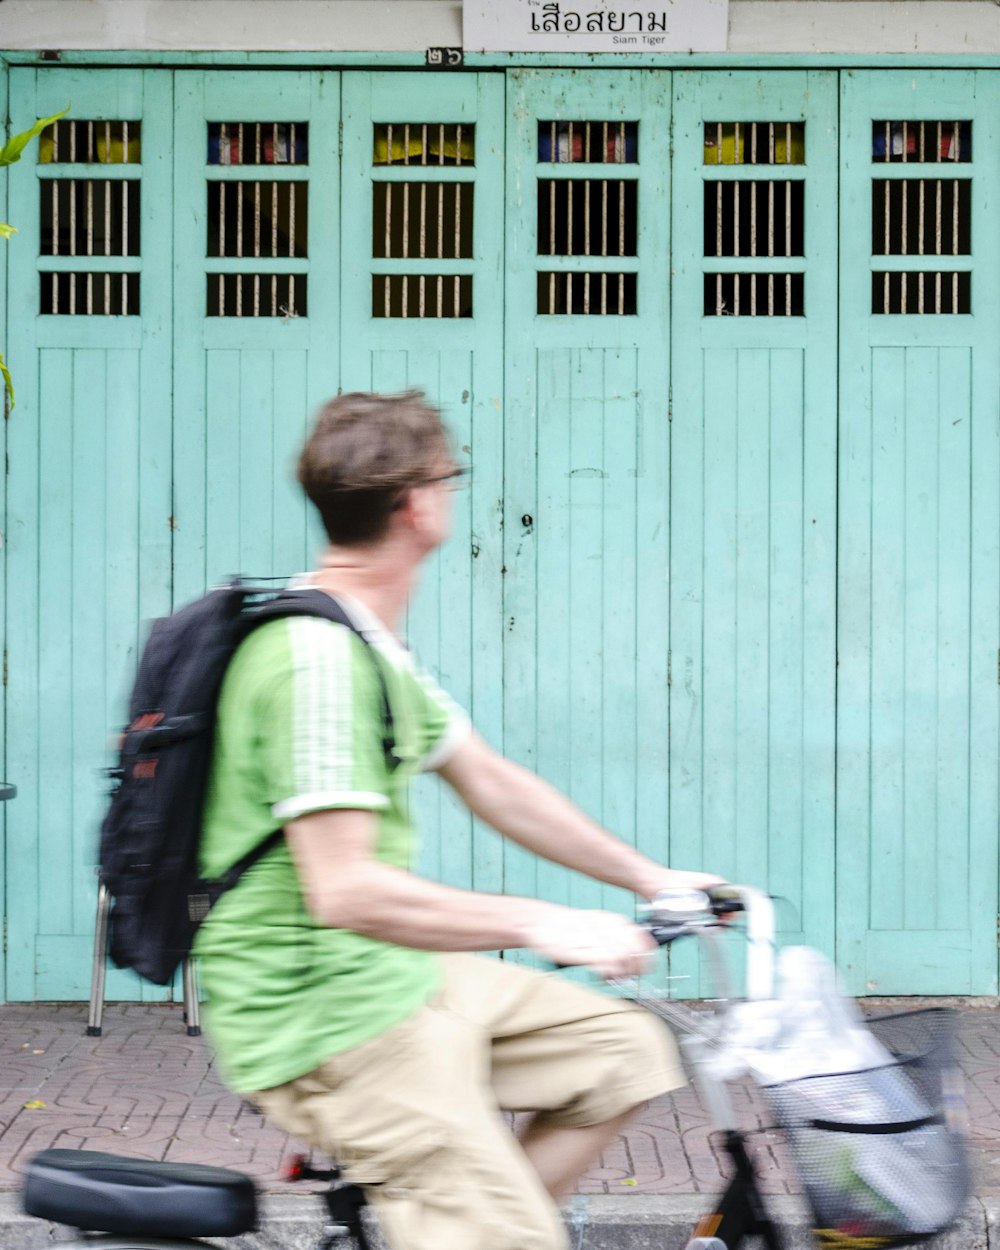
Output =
[
  {"x1": 0, "y1": 109, "x2": 68, "y2": 410},
  {"x1": 0, "y1": 350, "x2": 15, "y2": 410},
  {"x1": 0, "y1": 106, "x2": 70, "y2": 167}
]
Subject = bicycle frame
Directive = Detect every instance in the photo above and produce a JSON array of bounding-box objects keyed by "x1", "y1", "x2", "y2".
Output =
[{"x1": 627, "y1": 886, "x2": 786, "y2": 1250}]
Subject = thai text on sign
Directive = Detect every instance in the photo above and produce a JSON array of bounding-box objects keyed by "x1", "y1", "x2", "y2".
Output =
[{"x1": 463, "y1": 0, "x2": 728, "y2": 52}]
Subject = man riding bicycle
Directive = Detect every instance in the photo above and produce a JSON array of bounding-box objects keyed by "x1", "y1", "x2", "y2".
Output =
[{"x1": 194, "y1": 390, "x2": 725, "y2": 1250}]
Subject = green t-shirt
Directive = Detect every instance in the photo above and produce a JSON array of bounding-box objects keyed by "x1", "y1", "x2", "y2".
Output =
[{"x1": 194, "y1": 594, "x2": 469, "y2": 1093}]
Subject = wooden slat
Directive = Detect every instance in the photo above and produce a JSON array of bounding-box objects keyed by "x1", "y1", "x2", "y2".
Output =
[{"x1": 600, "y1": 347, "x2": 640, "y2": 917}]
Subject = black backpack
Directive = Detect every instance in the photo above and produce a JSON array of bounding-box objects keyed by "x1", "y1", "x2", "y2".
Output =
[{"x1": 99, "y1": 579, "x2": 399, "y2": 986}]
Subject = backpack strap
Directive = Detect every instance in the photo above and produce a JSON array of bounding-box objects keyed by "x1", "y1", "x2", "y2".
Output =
[
  {"x1": 241, "y1": 588, "x2": 402, "y2": 774},
  {"x1": 207, "y1": 588, "x2": 403, "y2": 900},
  {"x1": 208, "y1": 826, "x2": 287, "y2": 903}
]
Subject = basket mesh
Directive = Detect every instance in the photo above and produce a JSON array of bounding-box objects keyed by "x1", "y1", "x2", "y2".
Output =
[{"x1": 764, "y1": 1009, "x2": 969, "y2": 1247}]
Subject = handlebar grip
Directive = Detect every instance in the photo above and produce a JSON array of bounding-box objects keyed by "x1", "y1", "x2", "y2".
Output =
[
  {"x1": 648, "y1": 922, "x2": 698, "y2": 945},
  {"x1": 703, "y1": 883, "x2": 746, "y2": 915},
  {"x1": 550, "y1": 918, "x2": 701, "y2": 966}
]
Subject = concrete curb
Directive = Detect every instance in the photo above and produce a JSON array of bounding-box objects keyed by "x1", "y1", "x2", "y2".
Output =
[{"x1": 0, "y1": 1191, "x2": 994, "y2": 1249}]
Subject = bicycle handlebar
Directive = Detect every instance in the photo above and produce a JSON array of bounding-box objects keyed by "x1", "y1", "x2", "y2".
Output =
[
  {"x1": 550, "y1": 885, "x2": 776, "y2": 998},
  {"x1": 639, "y1": 884, "x2": 776, "y2": 999}
]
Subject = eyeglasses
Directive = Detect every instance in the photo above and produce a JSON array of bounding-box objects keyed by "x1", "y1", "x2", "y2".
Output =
[
  {"x1": 422, "y1": 466, "x2": 470, "y2": 487},
  {"x1": 391, "y1": 465, "x2": 471, "y2": 510}
]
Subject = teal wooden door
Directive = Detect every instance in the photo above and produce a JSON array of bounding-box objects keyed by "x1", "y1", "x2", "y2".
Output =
[
  {"x1": 5, "y1": 69, "x2": 174, "y2": 999},
  {"x1": 502, "y1": 70, "x2": 672, "y2": 952},
  {"x1": 4, "y1": 66, "x2": 998, "y2": 1001},
  {"x1": 339, "y1": 72, "x2": 506, "y2": 892},
  {"x1": 171, "y1": 71, "x2": 341, "y2": 606},
  {"x1": 837, "y1": 72, "x2": 1000, "y2": 994},
  {"x1": 668, "y1": 72, "x2": 840, "y2": 981}
]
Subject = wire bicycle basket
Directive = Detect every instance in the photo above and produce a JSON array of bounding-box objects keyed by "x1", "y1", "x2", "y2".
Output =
[{"x1": 763, "y1": 1008, "x2": 970, "y2": 1248}]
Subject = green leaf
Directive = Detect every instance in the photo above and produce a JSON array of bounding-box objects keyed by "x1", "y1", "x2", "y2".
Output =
[
  {"x1": 0, "y1": 349, "x2": 14, "y2": 410},
  {"x1": 0, "y1": 106, "x2": 70, "y2": 167},
  {"x1": 0, "y1": 223, "x2": 16, "y2": 240}
]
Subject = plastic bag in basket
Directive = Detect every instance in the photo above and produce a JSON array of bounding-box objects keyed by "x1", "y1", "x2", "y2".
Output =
[{"x1": 755, "y1": 949, "x2": 969, "y2": 1243}]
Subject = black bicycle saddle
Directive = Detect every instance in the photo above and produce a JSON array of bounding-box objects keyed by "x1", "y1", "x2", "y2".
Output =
[{"x1": 23, "y1": 1148, "x2": 258, "y2": 1237}]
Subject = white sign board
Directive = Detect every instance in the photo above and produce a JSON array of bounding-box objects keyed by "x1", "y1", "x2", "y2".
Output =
[{"x1": 463, "y1": 0, "x2": 728, "y2": 53}]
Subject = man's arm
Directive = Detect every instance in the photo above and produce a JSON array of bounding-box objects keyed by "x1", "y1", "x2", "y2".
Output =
[
  {"x1": 284, "y1": 807, "x2": 656, "y2": 977},
  {"x1": 437, "y1": 732, "x2": 723, "y2": 900}
]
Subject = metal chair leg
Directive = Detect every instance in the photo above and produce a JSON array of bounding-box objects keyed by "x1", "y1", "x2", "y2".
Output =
[
  {"x1": 88, "y1": 877, "x2": 201, "y2": 1037},
  {"x1": 87, "y1": 879, "x2": 110, "y2": 1037},
  {"x1": 182, "y1": 958, "x2": 201, "y2": 1037}
]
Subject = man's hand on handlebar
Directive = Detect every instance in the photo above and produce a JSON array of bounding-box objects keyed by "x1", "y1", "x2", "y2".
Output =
[
  {"x1": 524, "y1": 907, "x2": 657, "y2": 980},
  {"x1": 639, "y1": 868, "x2": 729, "y2": 901}
]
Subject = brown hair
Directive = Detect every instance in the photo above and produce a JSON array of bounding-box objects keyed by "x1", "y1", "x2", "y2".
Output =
[{"x1": 297, "y1": 390, "x2": 452, "y2": 546}]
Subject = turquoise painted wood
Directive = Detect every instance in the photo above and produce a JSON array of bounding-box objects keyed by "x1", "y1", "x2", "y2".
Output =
[
  {"x1": 171, "y1": 71, "x2": 341, "y2": 607},
  {"x1": 669, "y1": 72, "x2": 840, "y2": 992},
  {"x1": 502, "y1": 71, "x2": 672, "y2": 966},
  {"x1": 836, "y1": 71, "x2": 1000, "y2": 995},
  {"x1": 0, "y1": 58, "x2": 9, "y2": 1003},
  {"x1": 2, "y1": 64, "x2": 998, "y2": 1002},
  {"x1": 5, "y1": 68, "x2": 174, "y2": 1001},
  {"x1": 339, "y1": 73, "x2": 506, "y2": 894}
]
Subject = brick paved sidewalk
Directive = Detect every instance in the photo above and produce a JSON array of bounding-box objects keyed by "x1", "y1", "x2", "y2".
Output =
[{"x1": 0, "y1": 1001, "x2": 998, "y2": 1199}]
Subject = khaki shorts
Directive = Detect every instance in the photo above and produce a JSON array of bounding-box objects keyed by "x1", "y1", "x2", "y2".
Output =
[{"x1": 249, "y1": 953, "x2": 685, "y2": 1250}]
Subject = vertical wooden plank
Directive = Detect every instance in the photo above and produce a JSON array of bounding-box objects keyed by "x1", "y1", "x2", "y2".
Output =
[
  {"x1": 869, "y1": 347, "x2": 906, "y2": 931},
  {"x1": 0, "y1": 57, "x2": 8, "y2": 999},
  {"x1": 101, "y1": 347, "x2": 143, "y2": 982},
  {"x1": 205, "y1": 351, "x2": 241, "y2": 577},
  {"x1": 633, "y1": 338, "x2": 671, "y2": 890},
  {"x1": 901, "y1": 348, "x2": 940, "y2": 930},
  {"x1": 170, "y1": 71, "x2": 210, "y2": 603},
  {"x1": 567, "y1": 348, "x2": 605, "y2": 915},
  {"x1": 467, "y1": 78, "x2": 507, "y2": 898},
  {"x1": 104, "y1": 348, "x2": 143, "y2": 727},
  {"x1": 666, "y1": 332, "x2": 705, "y2": 878},
  {"x1": 69, "y1": 349, "x2": 108, "y2": 935},
  {"x1": 304, "y1": 70, "x2": 343, "y2": 431},
  {"x1": 835, "y1": 71, "x2": 875, "y2": 988},
  {"x1": 5, "y1": 68, "x2": 43, "y2": 998},
  {"x1": 238, "y1": 349, "x2": 275, "y2": 573},
  {"x1": 522, "y1": 347, "x2": 565, "y2": 909},
  {"x1": 700, "y1": 349, "x2": 739, "y2": 874},
  {"x1": 129, "y1": 69, "x2": 176, "y2": 1002},
  {"x1": 270, "y1": 348, "x2": 312, "y2": 575},
  {"x1": 734, "y1": 350, "x2": 770, "y2": 885},
  {"x1": 968, "y1": 270, "x2": 1000, "y2": 994},
  {"x1": 600, "y1": 347, "x2": 639, "y2": 916},
  {"x1": 17, "y1": 346, "x2": 73, "y2": 995},
  {"x1": 436, "y1": 357, "x2": 476, "y2": 697},
  {"x1": 934, "y1": 348, "x2": 972, "y2": 932},
  {"x1": 136, "y1": 72, "x2": 175, "y2": 640},
  {"x1": 766, "y1": 349, "x2": 806, "y2": 914}
]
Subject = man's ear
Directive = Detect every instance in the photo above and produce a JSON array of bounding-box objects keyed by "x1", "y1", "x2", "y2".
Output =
[{"x1": 393, "y1": 485, "x2": 425, "y2": 531}]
